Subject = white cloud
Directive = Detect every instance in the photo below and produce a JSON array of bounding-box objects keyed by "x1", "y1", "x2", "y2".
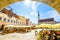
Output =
[
  {"x1": 32, "y1": 1, "x2": 36, "y2": 10},
  {"x1": 25, "y1": 15, "x2": 30, "y2": 19},
  {"x1": 32, "y1": 1, "x2": 40, "y2": 11},
  {"x1": 30, "y1": 1, "x2": 40, "y2": 17},
  {"x1": 46, "y1": 10, "x2": 60, "y2": 21},
  {"x1": 24, "y1": 0, "x2": 32, "y2": 7},
  {"x1": 29, "y1": 2, "x2": 40, "y2": 24},
  {"x1": 30, "y1": 11, "x2": 37, "y2": 17},
  {"x1": 30, "y1": 18, "x2": 38, "y2": 24},
  {"x1": 47, "y1": 10, "x2": 59, "y2": 16}
]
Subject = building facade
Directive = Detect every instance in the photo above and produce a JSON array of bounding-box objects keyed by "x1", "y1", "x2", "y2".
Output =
[
  {"x1": 38, "y1": 18, "x2": 56, "y2": 24},
  {"x1": 0, "y1": 8, "x2": 31, "y2": 26},
  {"x1": 19, "y1": 16, "x2": 26, "y2": 26},
  {"x1": 26, "y1": 19, "x2": 30, "y2": 26},
  {"x1": 0, "y1": 8, "x2": 20, "y2": 26},
  {"x1": 0, "y1": 12, "x2": 20, "y2": 25}
]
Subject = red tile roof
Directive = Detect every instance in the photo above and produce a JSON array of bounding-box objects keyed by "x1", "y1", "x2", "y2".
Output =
[{"x1": 39, "y1": 18, "x2": 54, "y2": 22}]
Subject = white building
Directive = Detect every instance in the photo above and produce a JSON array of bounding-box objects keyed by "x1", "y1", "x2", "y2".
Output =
[{"x1": 0, "y1": 12, "x2": 20, "y2": 26}]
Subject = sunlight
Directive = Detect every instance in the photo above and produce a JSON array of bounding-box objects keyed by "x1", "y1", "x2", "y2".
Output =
[{"x1": 24, "y1": 0, "x2": 31, "y2": 6}]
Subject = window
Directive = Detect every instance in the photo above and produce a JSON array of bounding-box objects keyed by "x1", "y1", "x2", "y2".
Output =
[
  {"x1": 18, "y1": 22, "x2": 20, "y2": 25},
  {"x1": 22, "y1": 23, "x2": 25, "y2": 25},
  {"x1": 18, "y1": 22, "x2": 19, "y2": 24},
  {"x1": 3, "y1": 18, "x2": 6, "y2": 21},
  {"x1": 11, "y1": 20, "x2": 13, "y2": 23},
  {"x1": 7, "y1": 19, "x2": 10, "y2": 22},
  {"x1": 14, "y1": 20, "x2": 15, "y2": 23},
  {"x1": 0, "y1": 17, "x2": 2, "y2": 20},
  {"x1": 16, "y1": 21, "x2": 17, "y2": 23}
]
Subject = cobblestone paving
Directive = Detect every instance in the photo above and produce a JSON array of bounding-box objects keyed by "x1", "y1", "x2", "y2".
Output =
[{"x1": 0, "y1": 30, "x2": 37, "y2": 40}]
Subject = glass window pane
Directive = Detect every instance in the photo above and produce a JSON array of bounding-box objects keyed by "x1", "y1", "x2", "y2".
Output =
[
  {"x1": 0, "y1": 17, "x2": 2, "y2": 20},
  {"x1": 4, "y1": 18, "x2": 6, "y2": 21}
]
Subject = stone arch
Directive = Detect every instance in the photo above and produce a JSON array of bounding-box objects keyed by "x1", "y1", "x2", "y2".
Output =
[{"x1": 0, "y1": 0, "x2": 60, "y2": 14}]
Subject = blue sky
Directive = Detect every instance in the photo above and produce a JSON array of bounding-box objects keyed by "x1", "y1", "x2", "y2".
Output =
[{"x1": 6, "y1": 1, "x2": 60, "y2": 24}]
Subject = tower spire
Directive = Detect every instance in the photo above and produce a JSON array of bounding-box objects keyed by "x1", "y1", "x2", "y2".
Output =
[{"x1": 38, "y1": 11, "x2": 40, "y2": 25}]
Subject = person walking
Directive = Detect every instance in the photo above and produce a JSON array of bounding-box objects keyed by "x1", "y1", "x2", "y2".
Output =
[{"x1": 35, "y1": 29, "x2": 38, "y2": 36}]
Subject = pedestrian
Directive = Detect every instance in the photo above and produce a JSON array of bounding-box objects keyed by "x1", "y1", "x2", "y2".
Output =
[{"x1": 35, "y1": 29, "x2": 38, "y2": 36}]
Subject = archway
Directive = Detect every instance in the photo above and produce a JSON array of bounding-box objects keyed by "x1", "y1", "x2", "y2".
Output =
[
  {"x1": 0, "y1": 0, "x2": 60, "y2": 14},
  {"x1": 2, "y1": 1, "x2": 59, "y2": 24}
]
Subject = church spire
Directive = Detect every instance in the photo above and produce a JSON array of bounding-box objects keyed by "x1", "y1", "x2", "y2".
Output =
[{"x1": 38, "y1": 11, "x2": 40, "y2": 25}]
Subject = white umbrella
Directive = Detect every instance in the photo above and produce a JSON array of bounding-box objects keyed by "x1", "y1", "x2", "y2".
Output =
[
  {"x1": 36, "y1": 24, "x2": 52, "y2": 28},
  {"x1": 52, "y1": 23, "x2": 60, "y2": 29}
]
